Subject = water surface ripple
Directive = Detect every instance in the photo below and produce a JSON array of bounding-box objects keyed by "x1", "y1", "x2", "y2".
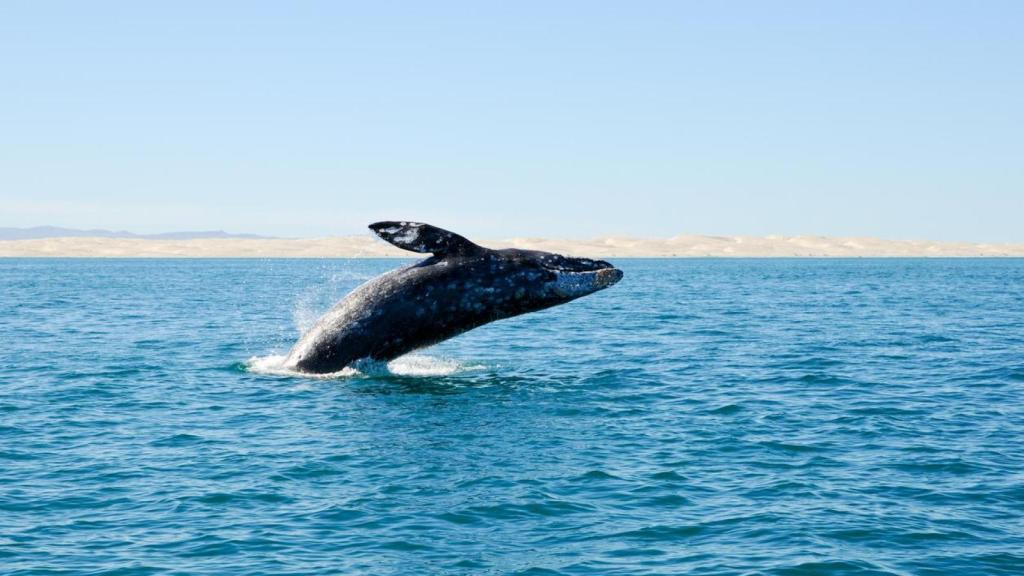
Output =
[{"x1": 2, "y1": 259, "x2": 1023, "y2": 575}]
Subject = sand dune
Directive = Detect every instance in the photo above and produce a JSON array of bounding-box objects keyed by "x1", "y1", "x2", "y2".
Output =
[{"x1": 1, "y1": 234, "x2": 1022, "y2": 258}]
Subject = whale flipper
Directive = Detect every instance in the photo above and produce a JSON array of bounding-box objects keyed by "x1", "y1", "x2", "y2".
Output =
[{"x1": 369, "y1": 221, "x2": 483, "y2": 256}]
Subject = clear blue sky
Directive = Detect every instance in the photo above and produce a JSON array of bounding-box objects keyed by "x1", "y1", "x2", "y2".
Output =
[{"x1": 2, "y1": 1, "x2": 1021, "y2": 240}]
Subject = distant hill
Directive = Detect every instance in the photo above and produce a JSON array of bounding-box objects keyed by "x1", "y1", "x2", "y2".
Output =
[
  {"x1": 2, "y1": 233, "x2": 1023, "y2": 258},
  {"x1": 0, "y1": 226, "x2": 273, "y2": 241}
]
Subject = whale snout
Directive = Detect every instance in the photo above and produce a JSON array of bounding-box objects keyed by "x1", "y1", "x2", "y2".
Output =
[
  {"x1": 595, "y1": 267, "x2": 624, "y2": 289},
  {"x1": 550, "y1": 265, "x2": 623, "y2": 298}
]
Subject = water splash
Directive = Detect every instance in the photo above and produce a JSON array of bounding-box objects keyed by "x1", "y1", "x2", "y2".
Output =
[
  {"x1": 292, "y1": 267, "x2": 377, "y2": 334},
  {"x1": 245, "y1": 354, "x2": 358, "y2": 379},
  {"x1": 245, "y1": 353, "x2": 474, "y2": 379},
  {"x1": 382, "y1": 355, "x2": 475, "y2": 377}
]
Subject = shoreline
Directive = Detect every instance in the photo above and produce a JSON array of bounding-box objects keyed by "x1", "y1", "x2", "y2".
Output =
[{"x1": 1, "y1": 235, "x2": 1023, "y2": 258}]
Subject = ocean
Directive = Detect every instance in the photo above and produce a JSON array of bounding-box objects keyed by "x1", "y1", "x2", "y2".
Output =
[{"x1": 2, "y1": 258, "x2": 1022, "y2": 575}]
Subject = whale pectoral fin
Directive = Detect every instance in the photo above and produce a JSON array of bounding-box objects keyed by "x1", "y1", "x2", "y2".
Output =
[{"x1": 369, "y1": 221, "x2": 482, "y2": 256}]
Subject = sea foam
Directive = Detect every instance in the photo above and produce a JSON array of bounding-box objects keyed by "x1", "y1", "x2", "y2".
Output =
[{"x1": 245, "y1": 353, "x2": 469, "y2": 379}]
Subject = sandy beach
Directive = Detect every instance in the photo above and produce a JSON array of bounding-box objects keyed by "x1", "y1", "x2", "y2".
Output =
[{"x1": 1, "y1": 235, "x2": 1022, "y2": 258}]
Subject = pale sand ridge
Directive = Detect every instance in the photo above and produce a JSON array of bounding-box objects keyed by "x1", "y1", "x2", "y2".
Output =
[{"x1": 1, "y1": 235, "x2": 1022, "y2": 257}]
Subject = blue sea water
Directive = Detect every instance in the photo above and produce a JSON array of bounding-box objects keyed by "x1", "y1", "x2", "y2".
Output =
[{"x1": 2, "y1": 258, "x2": 1023, "y2": 575}]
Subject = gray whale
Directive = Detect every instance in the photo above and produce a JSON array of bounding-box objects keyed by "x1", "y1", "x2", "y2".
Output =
[{"x1": 283, "y1": 221, "x2": 623, "y2": 374}]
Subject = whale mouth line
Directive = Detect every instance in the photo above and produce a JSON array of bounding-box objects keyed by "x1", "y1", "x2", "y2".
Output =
[{"x1": 557, "y1": 267, "x2": 623, "y2": 283}]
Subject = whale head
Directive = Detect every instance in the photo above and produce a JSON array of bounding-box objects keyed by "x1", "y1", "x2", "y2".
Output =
[{"x1": 485, "y1": 249, "x2": 624, "y2": 314}]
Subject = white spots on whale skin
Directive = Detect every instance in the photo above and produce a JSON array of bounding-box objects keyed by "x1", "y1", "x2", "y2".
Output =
[
  {"x1": 378, "y1": 222, "x2": 431, "y2": 252},
  {"x1": 393, "y1": 224, "x2": 421, "y2": 245}
]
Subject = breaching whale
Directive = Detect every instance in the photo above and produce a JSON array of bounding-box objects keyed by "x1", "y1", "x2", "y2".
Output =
[{"x1": 283, "y1": 221, "x2": 623, "y2": 374}]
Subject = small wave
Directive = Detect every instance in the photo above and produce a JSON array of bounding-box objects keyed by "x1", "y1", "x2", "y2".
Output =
[{"x1": 245, "y1": 354, "x2": 474, "y2": 379}]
